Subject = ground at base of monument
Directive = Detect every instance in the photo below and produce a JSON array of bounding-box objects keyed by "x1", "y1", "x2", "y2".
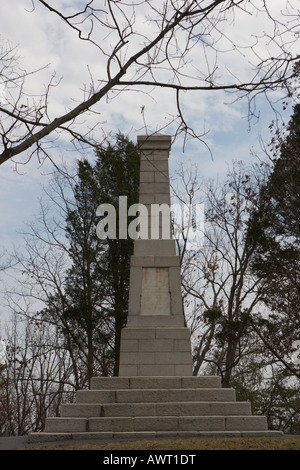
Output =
[{"x1": 1, "y1": 433, "x2": 300, "y2": 451}]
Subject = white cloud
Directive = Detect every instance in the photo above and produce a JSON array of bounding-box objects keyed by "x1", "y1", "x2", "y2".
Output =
[{"x1": 0, "y1": 0, "x2": 297, "y2": 263}]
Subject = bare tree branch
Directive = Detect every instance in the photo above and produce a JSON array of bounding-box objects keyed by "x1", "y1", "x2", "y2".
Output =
[{"x1": 0, "y1": 1, "x2": 299, "y2": 167}]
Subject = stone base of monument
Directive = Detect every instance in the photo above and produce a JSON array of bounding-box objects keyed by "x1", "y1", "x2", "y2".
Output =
[
  {"x1": 28, "y1": 376, "x2": 282, "y2": 443},
  {"x1": 118, "y1": 327, "x2": 193, "y2": 376}
]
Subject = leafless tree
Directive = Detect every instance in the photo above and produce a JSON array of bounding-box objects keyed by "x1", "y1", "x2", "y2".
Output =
[
  {"x1": 0, "y1": 314, "x2": 74, "y2": 435},
  {"x1": 173, "y1": 160, "x2": 270, "y2": 385},
  {"x1": 3, "y1": 164, "x2": 120, "y2": 386},
  {"x1": 0, "y1": 1, "x2": 299, "y2": 167}
]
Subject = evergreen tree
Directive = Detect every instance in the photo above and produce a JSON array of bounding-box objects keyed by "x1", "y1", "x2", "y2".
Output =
[
  {"x1": 92, "y1": 134, "x2": 140, "y2": 375},
  {"x1": 247, "y1": 104, "x2": 300, "y2": 361},
  {"x1": 42, "y1": 134, "x2": 140, "y2": 383}
]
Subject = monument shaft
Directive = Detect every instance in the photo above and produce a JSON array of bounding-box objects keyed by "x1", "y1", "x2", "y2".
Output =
[{"x1": 119, "y1": 134, "x2": 193, "y2": 376}]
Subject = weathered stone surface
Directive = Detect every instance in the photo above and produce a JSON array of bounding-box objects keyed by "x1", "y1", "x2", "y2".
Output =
[
  {"x1": 46, "y1": 414, "x2": 269, "y2": 434},
  {"x1": 137, "y1": 134, "x2": 171, "y2": 151},
  {"x1": 119, "y1": 327, "x2": 192, "y2": 376},
  {"x1": 90, "y1": 376, "x2": 131, "y2": 390},
  {"x1": 99, "y1": 401, "x2": 251, "y2": 418},
  {"x1": 125, "y1": 316, "x2": 185, "y2": 327},
  {"x1": 140, "y1": 268, "x2": 171, "y2": 316},
  {"x1": 44, "y1": 418, "x2": 87, "y2": 433},
  {"x1": 140, "y1": 160, "x2": 169, "y2": 172},
  {"x1": 60, "y1": 404, "x2": 102, "y2": 418},
  {"x1": 139, "y1": 182, "x2": 170, "y2": 194},
  {"x1": 75, "y1": 390, "x2": 115, "y2": 403},
  {"x1": 90, "y1": 375, "x2": 222, "y2": 390},
  {"x1": 133, "y1": 240, "x2": 176, "y2": 256},
  {"x1": 28, "y1": 433, "x2": 73, "y2": 443},
  {"x1": 225, "y1": 416, "x2": 268, "y2": 431},
  {"x1": 110, "y1": 387, "x2": 236, "y2": 404}
]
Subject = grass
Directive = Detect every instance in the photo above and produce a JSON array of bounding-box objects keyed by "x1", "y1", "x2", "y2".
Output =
[{"x1": 24, "y1": 436, "x2": 300, "y2": 451}]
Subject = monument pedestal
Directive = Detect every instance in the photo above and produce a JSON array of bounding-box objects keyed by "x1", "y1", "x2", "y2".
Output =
[
  {"x1": 29, "y1": 375, "x2": 282, "y2": 442},
  {"x1": 29, "y1": 134, "x2": 282, "y2": 443}
]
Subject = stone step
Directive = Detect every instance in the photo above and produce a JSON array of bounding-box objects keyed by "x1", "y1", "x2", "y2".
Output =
[
  {"x1": 90, "y1": 375, "x2": 221, "y2": 390},
  {"x1": 60, "y1": 404, "x2": 102, "y2": 418},
  {"x1": 75, "y1": 387, "x2": 236, "y2": 404},
  {"x1": 60, "y1": 401, "x2": 251, "y2": 418},
  {"x1": 89, "y1": 415, "x2": 268, "y2": 433},
  {"x1": 29, "y1": 374, "x2": 284, "y2": 442},
  {"x1": 28, "y1": 429, "x2": 283, "y2": 444},
  {"x1": 45, "y1": 418, "x2": 87, "y2": 433},
  {"x1": 44, "y1": 415, "x2": 269, "y2": 434}
]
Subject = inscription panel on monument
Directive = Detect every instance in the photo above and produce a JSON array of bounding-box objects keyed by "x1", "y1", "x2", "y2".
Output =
[{"x1": 140, "y1": 268, "x2": 170, "y2": 316}]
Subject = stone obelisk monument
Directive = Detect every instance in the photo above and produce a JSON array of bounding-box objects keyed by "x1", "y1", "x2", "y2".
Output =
[
  {"x1": 29, "y1": 133, "x2": 282, "y2": 442},
  {"x1": 118, "y1": 134, "x2": 193, "y2": 376}
]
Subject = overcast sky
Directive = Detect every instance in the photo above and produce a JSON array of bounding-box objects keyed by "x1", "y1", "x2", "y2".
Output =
[{"x1": 0, "y1": 1, "x2": 298, "y2": 323}]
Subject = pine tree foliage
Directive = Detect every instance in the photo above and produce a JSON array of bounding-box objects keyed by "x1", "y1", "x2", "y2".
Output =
[
  {"x1": 42, "y1": 134, "x2": 140, "y2": 382},
  {"x1": 247, "y1": 104, "x2": 300, "y2": 362}
]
